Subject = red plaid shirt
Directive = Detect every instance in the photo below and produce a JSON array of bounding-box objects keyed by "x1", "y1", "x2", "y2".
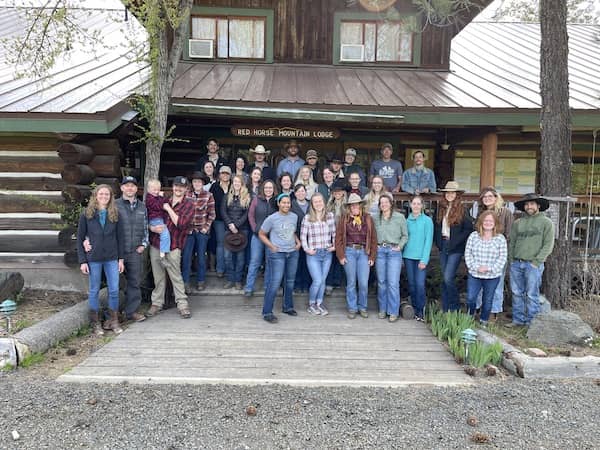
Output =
[
  {"x1": 149, "y1": 196, "x2": 194, "y2": 251},
  {"x1": 186, "y1": 190, "x2": 216, "y2": 234}
]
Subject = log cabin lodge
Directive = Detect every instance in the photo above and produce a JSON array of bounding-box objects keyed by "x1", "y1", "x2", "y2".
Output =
[{"x1": 0, "y1": 1, "x2": 599, "y2": 270}]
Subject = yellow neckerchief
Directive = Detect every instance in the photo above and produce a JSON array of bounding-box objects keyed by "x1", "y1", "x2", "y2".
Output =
[{"x1": 351, "y1": 213, "x2": 362, "y2": 227}]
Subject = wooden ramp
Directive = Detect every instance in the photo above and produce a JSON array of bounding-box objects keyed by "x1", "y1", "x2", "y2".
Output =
[{"x1": 58, "y1": 295, "x2": 471, "y2": 386}]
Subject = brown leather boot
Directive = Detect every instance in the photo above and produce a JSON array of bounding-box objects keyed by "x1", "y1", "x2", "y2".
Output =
[
  {"x1": 89, "y1": 311, "x2": 104, "y2": 336},
  {"x1": 108, "y1": 309, "x2": 123, "y2": 335}
]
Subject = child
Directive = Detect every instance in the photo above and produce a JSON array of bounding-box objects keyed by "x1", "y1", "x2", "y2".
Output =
[{"x1": 146, "y1": 179, "x2": 172, "y2": 267}]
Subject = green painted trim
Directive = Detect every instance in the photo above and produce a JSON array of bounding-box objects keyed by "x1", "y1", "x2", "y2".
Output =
[
  {"x1": 170, "y1": 103, "x2": 405, "y2": 124},
  {"x1": 169, "y1": 103, "x2": 600, "y2": 128},
  {"x1": 332, "y1": 11, "x2": 421, "y2": 67},
  {"x1": 0, "y1": 117, "x2": 118, "y2": 134},
  {"x1": 183, "y1": 6, "x2": 274, "y2": 63}
]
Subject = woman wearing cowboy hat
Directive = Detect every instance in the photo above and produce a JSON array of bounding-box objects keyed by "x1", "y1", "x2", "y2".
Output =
[
  {"x1": 434, "y1": 181, "x2": 474, "y2": 312},
  {"x1": 335, "y1": 193, "x2": 378, "y2": 319}
]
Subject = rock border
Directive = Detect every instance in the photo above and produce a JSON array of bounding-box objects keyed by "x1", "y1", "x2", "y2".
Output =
[{"x1": 477, "y1": 329, "x2": 600, "y2": 378}]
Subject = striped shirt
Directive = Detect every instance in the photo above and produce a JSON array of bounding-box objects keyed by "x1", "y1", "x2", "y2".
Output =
[
  {"x1": 186, "y1": 190, "x2": 215, "y2": 234},
  {"x1": 464, "y1": 232, "x2": 507, "y2": 279},
  {"x1": 300, "y1": 212, "x2": 336, "y2": 251}
]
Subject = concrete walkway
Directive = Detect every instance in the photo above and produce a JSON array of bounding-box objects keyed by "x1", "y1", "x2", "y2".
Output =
[{"x1": 59, "y1": 286, "x2": 471, "y2": 386}]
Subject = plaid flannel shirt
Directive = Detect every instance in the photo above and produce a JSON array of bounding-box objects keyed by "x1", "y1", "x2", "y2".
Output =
[
  {"x1": 186, "y1": 190, "x2": 216, "y2": 234},
  {"x1": 464, "y1": 232, "x2": 507, "y2": 279},
  {"x1": 300, "y1": 212, "x2": 336, "y2": 251}
]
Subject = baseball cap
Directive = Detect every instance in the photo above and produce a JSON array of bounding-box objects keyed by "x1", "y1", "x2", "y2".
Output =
[
  {"x1": 120, "y1": 175, "x2": 138, "y2": 186},
  {"x1": 172, "y1": 176, "x2": 188, "y2": 186},
  {"x1": 219, "y1": 166, "x2": 232, "y2": 174}
]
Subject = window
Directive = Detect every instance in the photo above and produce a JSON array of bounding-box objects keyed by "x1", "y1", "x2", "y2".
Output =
[
  {"x1": 191, "y1": 16, "x2": 265, "y2": 60},
  {"x1": 340, "y1": 20, "x2": 413, "y2": 63}
]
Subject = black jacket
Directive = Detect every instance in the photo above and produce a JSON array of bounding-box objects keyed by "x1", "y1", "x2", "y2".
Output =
[
  {"x1": 77, "y1": 211, "x2": 125, "y2": 264},
  {"x1": 115, "y1": 197, "x2": 148, "y2": 253},
  {"x1": 221, "y1": 195, "x2": 249, "y2": 231},
  {"x1": 291, "y1": 200, "x2": 309, "y2": 236},
  {"x1": 434, "y1": 211, "x2": 473, "y2": 254}
]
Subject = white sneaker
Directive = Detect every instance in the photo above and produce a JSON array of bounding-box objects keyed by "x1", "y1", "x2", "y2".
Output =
[
  {"x1": 307, "y1": 305, "x2": 321, "y2": 315},
  {"x1": 317, "y1": 304, "x2": 329, "y2": 316}
]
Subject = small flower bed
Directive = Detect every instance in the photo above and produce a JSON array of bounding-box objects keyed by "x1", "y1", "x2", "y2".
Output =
[{"x1": 427, "y1": 308, "x2": 503, "y2": 367}]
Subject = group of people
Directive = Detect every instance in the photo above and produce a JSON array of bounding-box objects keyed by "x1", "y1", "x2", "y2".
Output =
[{"x1": 76, "y1": 137, "x2": 555, "y2": 333}]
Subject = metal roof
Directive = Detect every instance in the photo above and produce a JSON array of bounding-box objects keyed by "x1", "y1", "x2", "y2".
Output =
[
  {"x1": 172, "y1": 22, "x2": 600, "y2": 113},
  {"x1": 0, "y1": 6, "x2": 149, "y2": 115}
]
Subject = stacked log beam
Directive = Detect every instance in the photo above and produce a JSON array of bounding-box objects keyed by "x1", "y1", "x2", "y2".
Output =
[{"x1": 57, "y1": 139, "x2": 123, "y2": 267}]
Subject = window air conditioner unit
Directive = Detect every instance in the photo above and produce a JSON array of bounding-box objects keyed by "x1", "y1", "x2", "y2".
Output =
[
  {"x1": 340, "y1": 44, "x2": 365, "y2": 62},
  {"x1": 189, "y1": 39, "x2": 214, "y2": 58}
]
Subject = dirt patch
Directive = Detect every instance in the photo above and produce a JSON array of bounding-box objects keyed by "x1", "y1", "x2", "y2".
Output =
[{"x1": 0, "y1": 289, "x2": 118, "y2": 380}]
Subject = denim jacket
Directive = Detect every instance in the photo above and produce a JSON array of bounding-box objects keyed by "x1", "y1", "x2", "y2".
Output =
[{"x1": 401, "y1": 166, "x2": 436, "y2": 194}]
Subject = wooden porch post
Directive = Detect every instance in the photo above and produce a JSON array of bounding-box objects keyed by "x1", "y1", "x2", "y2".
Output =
[{"x1": 480, "y1": 132, "x2": 497, "y2": 190}]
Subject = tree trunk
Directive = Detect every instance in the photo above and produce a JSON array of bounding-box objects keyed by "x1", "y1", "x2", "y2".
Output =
[
  {"x1": 539, "y1": 0, "x2": 572, "y2": 308},
  {"x1": 143, "y1": 0, "x2": 193, "y2": 184}
]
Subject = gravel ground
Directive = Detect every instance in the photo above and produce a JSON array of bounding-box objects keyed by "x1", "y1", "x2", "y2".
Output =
[{"x1": 1, "y1": 377, "x2": 599, "y2": 449}]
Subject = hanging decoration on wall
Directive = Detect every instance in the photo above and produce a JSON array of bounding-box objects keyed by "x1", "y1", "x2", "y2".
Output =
[{"x1": 359, "y1": 0, "x2": 396, "y2": 12}]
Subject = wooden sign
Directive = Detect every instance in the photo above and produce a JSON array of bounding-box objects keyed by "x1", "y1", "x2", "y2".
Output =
[{"x1": 231, "y1": 125, "x2": 340, "y2": 140}]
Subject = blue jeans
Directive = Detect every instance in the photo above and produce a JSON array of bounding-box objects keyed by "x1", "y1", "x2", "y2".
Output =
[
  {"x1": 213, "y1": 220, "x2": 225, "y2": 273},
  {"x1": 224, "y1": 247, "x2": 245, "y2": 282},
  {"x1": 182, "y1": 231, "x2": 209, "y2": 283},
  {"x1": 294, "y1": 249, "x2": 311, "y2": 290},
  {"x1": 262, "y1": 249, "x2": 299, "y2": 317},
  {"x1": 439, "y1": 241, "x2": 463, "y2": 312},
  {"x1": 476, "y1": 266, "x2": 506, "y2": 313},
  {"x1": 467, "y1": 274, "x2": 500, "y2": 322},
  {"x1": 376, "y1": 247, "x2": 403, "y2": 316},
  {"x1": 343, "y1": 247, "x2": 370, "y2": 313},
  {"x1": 306, "y1": 249, "x2": 333, "y2": 304},
  {"x1": 245, "y1": 234, "x2": 265, "y2": 293},
  {"x1": 88, "y1": 260, "x2": 119, "y2": 312},
  {"x1": 149, "y1": 218, "x2": 170, "y2": 254},
  {"x1": 404, "y1": 258, "x2": 427, "y2": 319},
  {"x1": 510, "y1": 261, "x2": 545, "y2": 325}
]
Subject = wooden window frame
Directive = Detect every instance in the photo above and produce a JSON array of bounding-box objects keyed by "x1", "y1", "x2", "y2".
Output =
[
  {"x1": 340, "y1": 19, "x2": 414, "y2": 64},
  {"x1": 190, "y1": 14, "x2": 267, "y2": 62}
]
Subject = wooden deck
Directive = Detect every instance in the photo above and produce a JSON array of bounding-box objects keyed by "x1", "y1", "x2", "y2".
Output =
[{"x1": 59, "y1": 293, "x2": 471, "y2": 387}]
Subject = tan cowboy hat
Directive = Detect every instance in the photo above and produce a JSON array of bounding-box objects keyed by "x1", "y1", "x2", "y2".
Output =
[
  {"x1": 438, "y1": 181, "x2": 465, "y2": 193},
  {"x1": 346, "y1": 193, "x2": 366, "y2": 205},
  {"x1": 250, "y1": 144, "x2": 270, "y2": 155}
]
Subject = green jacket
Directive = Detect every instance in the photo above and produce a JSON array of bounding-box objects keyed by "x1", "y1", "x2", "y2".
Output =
[{"x1": 508, "y1": 212, "x2": 554, "y2": 267}]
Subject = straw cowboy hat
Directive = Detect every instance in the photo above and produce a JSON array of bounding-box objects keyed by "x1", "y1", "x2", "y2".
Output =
[
  {"x1": 438, "y1": 181, "x2": 465, "y2": 193},
  {"x1": 250, "y1": 144, "x2": 270, "y2": 155},
  {"x1": 346, "y1": 193, "x2": 366, "y2": 205},
  {"x1": 514, "y1": 193, "x2": 550, "y2": 212}
]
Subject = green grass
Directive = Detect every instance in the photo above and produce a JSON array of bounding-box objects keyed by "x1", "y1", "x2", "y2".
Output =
[
  {"x1": 12, "y1": 318, "x2": 34, "y2": 333},
  {"x1": 19, "y1": 352, "x2": 45, "y2": 368},
  {"x1": 1, "y1": 363, "x2": 15, "y2": 371},
  {"x1": 427, "y1": 306, "x2": 503, "y2": 367}
]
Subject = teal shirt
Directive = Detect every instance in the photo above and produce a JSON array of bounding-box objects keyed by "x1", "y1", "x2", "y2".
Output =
[
  {"x1": 403, "y1": 212, "x2": 434, "y2": 264},
  {"x1": 373, "y1": 211, "x2": 408, "y2": 250}
]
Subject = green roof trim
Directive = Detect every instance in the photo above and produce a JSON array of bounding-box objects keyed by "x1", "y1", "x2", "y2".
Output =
[{"x1": 0, "y1": 116, "x2": 123, "y2": 134}]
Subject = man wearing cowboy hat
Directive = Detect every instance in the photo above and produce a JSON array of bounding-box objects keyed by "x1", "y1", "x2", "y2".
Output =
[
  {"x1": 328, "y1": 154, "x2": 345, "y2": 181},
  {"x1": 277, "y1": 140, "x2": 305, "y2": 179},
  {"x1": 182, "y1": 172, "x2": 215, "y2": 294},
  {"x1": 248, "y1": 144, "x2": 276, "y2": 182},
  {"x1": 507, "y1": 193, "x2": 555, "y2": 327}
]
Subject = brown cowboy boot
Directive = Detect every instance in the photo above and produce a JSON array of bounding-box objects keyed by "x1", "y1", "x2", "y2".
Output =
[
  {"x1": 89, "y1": 310, "x2": 104, "y2": 336},
  {"x1": 107, "y1": 309, "x2": 123, "y2": 335}
]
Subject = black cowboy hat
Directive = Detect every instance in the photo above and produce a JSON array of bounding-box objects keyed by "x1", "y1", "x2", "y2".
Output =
[
  {"x1": 331, "y1": 178, "x2": 349, "y2": 192},
  {"x1": 514, "y1": 193, "x2": 550, "y2": 212},
  {"x1": 190, "y1": 171, "x2": 210, "y2": 184}
]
